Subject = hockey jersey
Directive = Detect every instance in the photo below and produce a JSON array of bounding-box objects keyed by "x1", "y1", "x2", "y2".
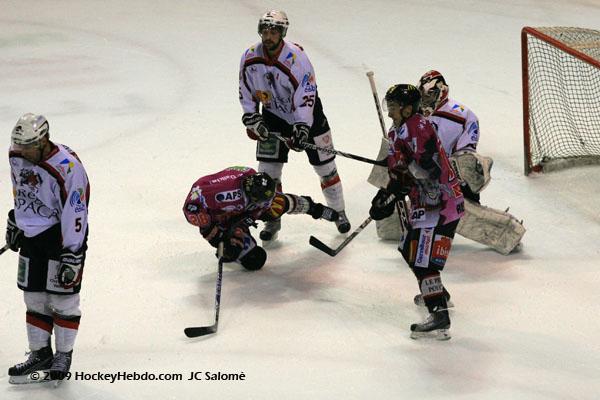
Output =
[
  {"x1": 239, "y1": 40, "x2": 320, "y2": 127},
  {"x1": 387, "y1": 114, "x2": 464, "y2": 228},
  {"x1": 183, "y1": 166, "x2": 273, "y2": 230},
  {"x1": 427, "y1": 98, "x2": 480, "y2": 155},
  {"x1": 9, "y1": 142, "x2": 90, "y2": 252}
]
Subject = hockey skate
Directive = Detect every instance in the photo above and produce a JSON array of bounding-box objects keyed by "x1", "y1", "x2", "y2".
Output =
[
  {"x1": 335, "y1": 210, "x2": 351, "y2": 234},
  {"x1": 413, "y1": 293, "x2": 454, "y2": 308},
  {"x1": 410, "y1": 308, "x2": 451, "y2": 340},
  {"x1": 260, "y1": 218, "x2": 281, "y2": 245},
  {"x1": 8, "y1": 345, "x2": 53, "y2": 384},
  {"x1": 49, "y1": 350, "x2": 73, "y2": 381}
]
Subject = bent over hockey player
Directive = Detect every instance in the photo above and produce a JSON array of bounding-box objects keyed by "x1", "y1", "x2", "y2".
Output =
[
  {"x1": 417, "y1": 70, "x2": 525, "y2": 255},
  {"x1": 183, "y1": 166, "x2": 339, "y2": 271},
  {"x1": 368, "y1": 85, "x2": 464, "y2": 340},
  {"x1": 5, "y1": 114, "x2": 90, "y2": 383},
  {"x1": 238, "y1": 10, "x2": 350, "y2": 242}
]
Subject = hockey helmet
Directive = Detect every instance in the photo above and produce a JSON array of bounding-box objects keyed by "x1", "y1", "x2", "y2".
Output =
[
  {"x1": 384, "y1": 84, "x2": 421, "y2": 114},
  {"x1": 243, "y1": 172, "x2": 276, "y2": 203},
  {"x1": 418, "y1": 70, "x2": 449, "y2": 115},
  {"x1": 11, "y1": 113, "x2": 49, "y2": 146},
  {"x1": 258, "y1": 10, "x2": 289, "y2": 37}
]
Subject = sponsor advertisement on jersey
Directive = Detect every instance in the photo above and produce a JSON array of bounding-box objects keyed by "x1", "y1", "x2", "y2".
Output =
[
  {"x1": 215, "y1": 189, "x2": 242, "y2": 203},
  {"x1": 431, "y1": 234, "x2": 452, "y2": 267},
  {"x1": 70, "y1": 188, "x2": 87, "y2": 213},
  {"x1": 420, "y1": 275, "x2": 443, "y2": 297},
  {"x1": 414, "y1": 228, "x2": 434, "y2": 268}
]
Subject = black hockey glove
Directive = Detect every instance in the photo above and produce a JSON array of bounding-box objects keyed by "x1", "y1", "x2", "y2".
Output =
[
  {"x1": 387, "y1": 177, "x2": 412, "y2": 198},
  {"x1": 305, "y1": 197, "x2": 339, "y2": 221},
  {"x1": 222, "y1": 225, "x2": 246, "y2": 262},
  {"x1": 242, "y1": 112, "x2": 269, "y2": 141},
  {"x1": 5, "y1": 210, "x2": 23, "y2": 252},
  {"x1": 58, "y1": 249, "x2": 85, "y2": 288},
  {"x1": 201, "y1": 223, "x2": 226, "y2": 248},
  {"x1": 287, "y1": 123, "x2": 309, "y2": 152},
  {"x1": 369, "y1": 189, "x2": 396, "y2": 221}
]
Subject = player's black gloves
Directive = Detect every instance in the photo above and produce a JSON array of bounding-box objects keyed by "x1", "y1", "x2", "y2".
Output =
[
  {"x1": 58, "y1": 248, "x2": 85, "y2": 288},
  {"x1": 201, "y1": 223, "x2": 226, "y2": 248},
  {"x1": 304, "y1": 196, "x2": 339, "y2": 221},
  {"x1": 242, "y1": 113, "x2": 270, "y2": 141},
  {"x1": 287, "y1": 123, "x2": 309, "y2": 151},
  {"x1": 369, "y1": 189, "x2": 396, "y2": 221},
  {"x1": 5, "y1": 210, "x2": 23, "y2": 252}
]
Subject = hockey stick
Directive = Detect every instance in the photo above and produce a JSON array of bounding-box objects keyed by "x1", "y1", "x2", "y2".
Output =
[
  {"x1": 0, "y1": 244, "x2": 10, "y2": 256},
  {"x1": 270, "y1": 132, "x2": 387, "y2": 167},
  {"x1": 366, "y1": 71, "x2": 411, "y2": 233},
  {"x1": 309, "y1": 194, "x2": 397, "y2": 257},
  {"x1": 184, "y1": 242, "x2": 224, "y2": 338}
]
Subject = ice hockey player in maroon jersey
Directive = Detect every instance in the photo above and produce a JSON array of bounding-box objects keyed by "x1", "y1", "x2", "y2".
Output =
[
  {"x1": 368, "y1": 85, "x2": 464, "y2": 340},
  {"x1": 239, "y1": 10, "x2": 350, "y2": 242},
  {"x1": 183, "y1": 166, "x2": 339, "y2": 271},
  {"x1": 6, "y1": 113, "x2": 90, "y2": 383}
]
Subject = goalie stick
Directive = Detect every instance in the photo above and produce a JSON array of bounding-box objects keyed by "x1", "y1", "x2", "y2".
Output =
[
  {"x1": 184, "y1": 242, "x2": 224, "y2": 338},
  {"x1": 270, "y1": 132, "x2": 387, "y2": 167},
  {"x1": 309, "y1": 194, "x2": 397, "y2": 257}
]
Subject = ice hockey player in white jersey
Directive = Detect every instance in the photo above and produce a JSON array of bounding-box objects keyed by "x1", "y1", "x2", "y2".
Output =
[
  {"x1": 238, "y1": 10, "x2": 350, "y2": 243},
  {"x1": 5, "y1": 114, "x2": 90, "y2": 384},
  {"x1": 417, "y1": 70, "x2": 525, "y2": 255}
]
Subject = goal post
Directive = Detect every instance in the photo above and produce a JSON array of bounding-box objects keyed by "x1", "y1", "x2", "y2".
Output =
[{"x1": 522, "y1": 27, "x2": 600, "y2": 175}]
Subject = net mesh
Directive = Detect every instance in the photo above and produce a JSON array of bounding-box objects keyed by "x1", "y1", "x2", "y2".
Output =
[{"x1": 526, "y1": 27, "x2": 600, "y2": 171}]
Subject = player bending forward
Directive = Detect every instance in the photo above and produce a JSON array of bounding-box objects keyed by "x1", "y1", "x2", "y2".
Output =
[
  {"x1": 183, "y1": 166, "x2": 338, "y2": 270},
  {"x1": 6, "y1": 114, "x2": 90, "y2": 383},
  {"x1": 368, "y1": 85, "x2": 464, "y2": 340}
]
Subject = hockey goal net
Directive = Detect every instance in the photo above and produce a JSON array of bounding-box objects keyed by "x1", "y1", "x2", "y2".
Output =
[{"x1": 522, "y1": 27, "x2": 600, "y2": 175}]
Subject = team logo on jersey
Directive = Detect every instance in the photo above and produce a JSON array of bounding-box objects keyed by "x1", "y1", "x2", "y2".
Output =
[
  {"x1": 56, "y1": 158, "x2": 74, "y2": 176},
  {"x1": 69, "y1": 188, "x2": 86, "y2": 213},
  {"x1": 215, "y1": 189, "x2": 242, "y2": 203},
  {"x1": 284, "y1": 52, "x2": 296, "y2": 67},
  {"x1": 451, "y1": 104, "x2": 465, "y2": 114},
  {"x1": 301, "y1": 72, "x2": 316, "y2": 93},
  {"x1": 255, "y1": 90, "x2": 272, "y2": 106},
  {"x1": 19, "y1": 169, "x2": 43, "y2": 191}
]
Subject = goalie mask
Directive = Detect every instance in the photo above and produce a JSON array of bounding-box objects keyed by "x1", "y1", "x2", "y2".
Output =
[
  {"x1": 258, "y1": 10, "x2": 289, "y2": 38},
  {"x1": 11, "y1": 113, "x2": 49, "y2": 146},
  {"x1": 243, "y1": 172, "x2": 276, "y2": 203},
  {"x1": 418, "y1": 70, "x2": 449, "y2": 116}
]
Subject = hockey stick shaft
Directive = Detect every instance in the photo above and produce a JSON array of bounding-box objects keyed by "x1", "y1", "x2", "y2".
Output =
[
  {"x1": 184, "y1": 242, "x2": 224, "y2": 338},
  {"x1": 0, "y1": 244, "x2": 10, "y2": 256},
  {"x1": 366, "y1": 71, "x2": 388, "y2": 139},
  {"x1": 270, "y1": 132, "x2": 387, "y2": 167},
  {"x1": 366, "y1": 71, "x2": 411, "y2": 233}
]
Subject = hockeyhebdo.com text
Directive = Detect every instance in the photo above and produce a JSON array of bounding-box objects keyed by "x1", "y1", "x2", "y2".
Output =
[{"x1": 30, "y1": 370, "x2": 247, "y2": 383}]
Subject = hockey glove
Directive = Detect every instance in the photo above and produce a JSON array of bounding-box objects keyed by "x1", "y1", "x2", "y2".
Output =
[
  {"x1": 201, "y1": 223, "x2": 226, "y2": 248},
  {"x1": 305, "y1": 197, "x2": 339, "y2": 221},
  {"x1": 58, "y1": 249, "x2": 85, "y2": 288},
  {"x1": 369, "y1": 189, "x2": 396, "y2": 221},
  {"x1": 242, "y1": 113, "x2": 269, "y2": 141},
  {"x1": 287, "y1": 123, "x2": 310, "y2": 152},
  {"x1": 387, "y1": 177, "x2": 412, "y2": 198},
  {"x1": 5, "y1": 210, "x2": 23, "y2": 252},
  {"x1": 222, "y1": 225, "x2": 246, "y2": 262}
]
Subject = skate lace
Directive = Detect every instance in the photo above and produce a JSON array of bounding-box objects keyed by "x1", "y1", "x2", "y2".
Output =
[{"x1": 15, "y1": 350, "x2": 41, "y2": 369}]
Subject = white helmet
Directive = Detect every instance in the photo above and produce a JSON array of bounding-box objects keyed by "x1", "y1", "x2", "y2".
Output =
[
  {"x1": 258, "y1": 10, "x2": 289, "y2": 37},
  {"x1": 11, "y1": 113, "x2": 49, "y2": 145}
]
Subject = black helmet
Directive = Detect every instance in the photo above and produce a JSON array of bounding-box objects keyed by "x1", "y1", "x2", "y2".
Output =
[
  {"x1": 384, "y1": 84, "x2": 421, "y2": 111},
  {"x1": 243, "y1": 172, "x2": 276, "y2": 203}
]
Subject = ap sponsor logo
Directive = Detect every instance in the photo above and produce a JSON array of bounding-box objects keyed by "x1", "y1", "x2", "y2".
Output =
[{"x1": 215, "y1": 189, "x2": 242, "y2": 203}]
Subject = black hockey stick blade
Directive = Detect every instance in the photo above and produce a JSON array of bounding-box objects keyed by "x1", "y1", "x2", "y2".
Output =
[
  {"x1": 184, "y1": 325, "x2": 217, "y2": 338},
  {"x1": 309, "y1": 235, "x2": 337, "y2": 257}
]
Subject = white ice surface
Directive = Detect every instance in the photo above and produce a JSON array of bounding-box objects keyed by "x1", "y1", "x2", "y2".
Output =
[{"x1": 1, "y1": 1, "x2": 600, "y2": 399}]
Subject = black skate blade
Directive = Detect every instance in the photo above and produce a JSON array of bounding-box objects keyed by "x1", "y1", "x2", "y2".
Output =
[
  {"x1": 410, "y1": 328, "x2": 451, "y2": 341},
  {"x1": 9, "y1": 370, "x2": 53, "y2": 385},
  {"x1": 184, "y1": 326, "x2": 217, "y2": 338}
]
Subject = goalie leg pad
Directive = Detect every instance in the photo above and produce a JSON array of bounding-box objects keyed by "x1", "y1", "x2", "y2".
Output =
[{"x1": 457, "y1": 199, "x2": 526, "y2": 255}]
